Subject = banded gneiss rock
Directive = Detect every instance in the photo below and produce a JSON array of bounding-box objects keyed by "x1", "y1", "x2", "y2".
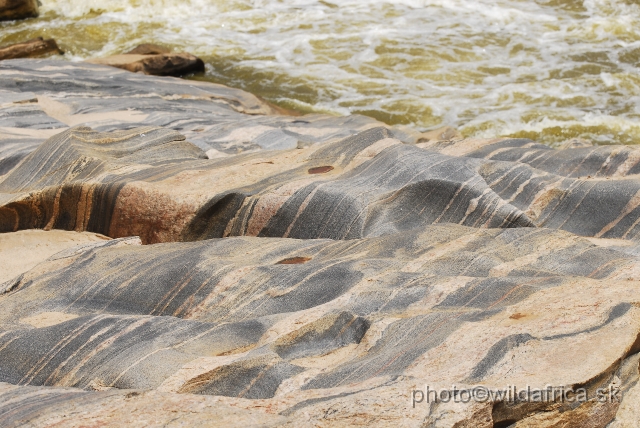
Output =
[{"x1": 1, "y1": 59, "x2": 640, "y2": 427}]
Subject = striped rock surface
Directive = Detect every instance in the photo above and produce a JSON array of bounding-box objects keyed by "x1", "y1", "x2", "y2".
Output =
[
  {"x1": 2, "y1": 226, "x2": 640, "y2": 426},
  {"x1": 5, "y1": 122, "x2": 640, "y2": 244},
  {"x1": 0, "y1": 58, "x2": 422, "y2": 173},
  {"x1": 1, "y1": 59, "x2": 640, "y2": 427}
]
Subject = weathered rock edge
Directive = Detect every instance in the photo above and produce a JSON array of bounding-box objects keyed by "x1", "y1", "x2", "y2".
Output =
[
  {"x1": 0, "y1": 38, "x2": 63, "y2": 61},
  {"x1": 5, "y1": 123, "x2": 640, "y2": 244}
]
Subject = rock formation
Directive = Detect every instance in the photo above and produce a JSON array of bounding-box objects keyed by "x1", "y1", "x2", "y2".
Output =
[
  {"x1": 86, "y1": 44, "x2": 205, "y2": 77},
  {"x1": 0, "y1": 38, "x2": 63, "y2": 60},
  {"x1": 0, "y1": 0, "x2": 37, "y2": 21},
  {"x1": 1, "y1": 59, "x2": 640, "y2": 426}
]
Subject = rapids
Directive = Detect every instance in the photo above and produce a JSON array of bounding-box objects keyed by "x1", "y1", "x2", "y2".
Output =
[{"x1": 2, "y1": 0, "x2": 640, "y2": 145}]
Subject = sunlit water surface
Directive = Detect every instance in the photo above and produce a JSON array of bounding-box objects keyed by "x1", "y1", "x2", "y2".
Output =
[{"x1": 2, "y1": 0, "x2": 640, "y2": 145}]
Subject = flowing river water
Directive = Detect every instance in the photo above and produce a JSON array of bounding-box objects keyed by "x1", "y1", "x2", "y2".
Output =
[{"x1": 2, "y1": 0, "x2": 640, "y2": 145}]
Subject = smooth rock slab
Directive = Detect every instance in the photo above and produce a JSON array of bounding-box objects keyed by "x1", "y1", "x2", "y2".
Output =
[
  {"x1": 0, "y1": 59, "x2": 417, "y2": 170},
  {"x1": 0, "y1": 383, "x2": 288, "y2": 427},
  {"x1": 1, "y1": 225, "x2": 640, "y2": 426},
  {"x1": 0, "y1": 229, "x2": 111, "y2": 286}
]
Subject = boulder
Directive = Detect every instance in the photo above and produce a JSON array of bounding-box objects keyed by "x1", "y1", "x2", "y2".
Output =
[
  {"x1": 0, "y1": 37, "x2": 63, "y2": 60},
  {"x1": 0, "y1": 0, "x2": 37, "y2": 21},
  {"x1": 87, "y1": 45, "x2": 205, "y2": 77}
]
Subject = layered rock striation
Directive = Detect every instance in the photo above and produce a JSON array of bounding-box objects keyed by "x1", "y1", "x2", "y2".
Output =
[{"x1": 1, "y1": 59, "x2": 640, "y2": 427}]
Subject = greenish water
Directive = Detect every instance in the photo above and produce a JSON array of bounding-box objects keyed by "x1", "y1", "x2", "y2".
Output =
[{"x1": 2, "y1": 0, "x2": 640, "y2": 145}]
